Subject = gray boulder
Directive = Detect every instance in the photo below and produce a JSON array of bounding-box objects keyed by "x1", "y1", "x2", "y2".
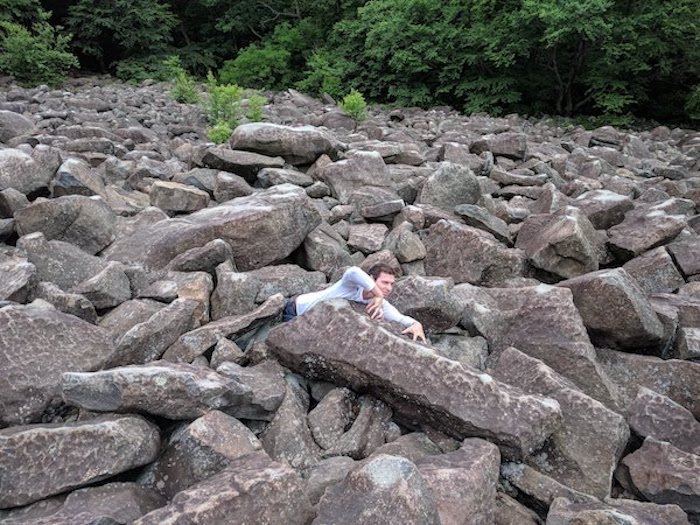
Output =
[
  {"x1": 267, "y1": 300, "x2": 562, "y2": 460},
  {"x1": 416, "y1": 439, "x2": 501, "y2": 525},
  {"x1": 15, "y1": 195, "x2": 116, "y2": 255},
  {"x1": 558, "y1": 268, "x2": 665, "y2": 350},
  {"x1": 314, "y1": 454, "x2": 440, "y2": 525},
  {"x1": 62, "y1": 362, "x2": 252, "y2": 420},
  {"x1": 546, "y1": 497, "x2": 690, "y2": 525},
  {"x1": 0, "y1": 149, "x2": 51, "y2": 195},
  {"x1": 493, "y1": 347, "x2": 629, "y2": 499},
  {"x1": 423, "y1": 219, "x2": 526, "y2": 285},
  {"x1": 618, "y1": 438, "x2": 700, "y2": 515},
  {"x1": 230, "y1": 122, "x2": 340, "y2": 165},
  {"x1": 515, "y1": 207, "x2": 602, "y2": 279},
  {"x1": 139, "y1": 410, "x2": 263, "y2": 499},
  {"x1": 416, "y1": 162, "x2": 481, "y2": 211},
  {"x1": 149, "y1": 181, "x2": 210, "y2": 212},
  {"x1": 0, "y1": 415, "x2": 159, "y2": 508},
  {"x1": 104, "y1": 184, "x2": 321, "y2": 271},
  {"x1": 201, "y1": 146, "x2": 285, "y2": 183},
  {"x1": 133, "y1": 452, "x2": 314, "y2": 525},
  {"x1": 71, "y1": 261, "x2": 131, "y2": 309},
  {"x1": 319, "y1": 150, "x2": 393, "y2": 203},
  {"x1": 622, "y1": 247, "x2": 685, "y2": 294},
  {"x1": 0, "y1": 110, "x2": 35, "y2": 143},
  {"x1": 0, "y1": 252, "x2": 35, "y2": 302},
  {"x1": 389, "y1": 275, "x2": 463, "y2": 332},
  {"x1": 0, "y1": 302, "x2": 115, "y2": 426}
]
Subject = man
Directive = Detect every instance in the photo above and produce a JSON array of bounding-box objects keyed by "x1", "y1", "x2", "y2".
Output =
[{"x1": 283, "y1": 263, "x2": 427, "y2": 343}]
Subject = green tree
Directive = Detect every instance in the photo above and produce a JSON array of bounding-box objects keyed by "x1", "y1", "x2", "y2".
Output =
[
  {"x1": 65, "y1": 0, "x2": 177, "y2": 72},
  {"x1": 0, "y1": 8, "x2": 78, "y2": 86}
]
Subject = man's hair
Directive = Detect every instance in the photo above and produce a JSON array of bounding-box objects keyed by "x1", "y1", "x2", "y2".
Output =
[{"x1": 367, "y1": 263, "x2": 397, "y2": 280}]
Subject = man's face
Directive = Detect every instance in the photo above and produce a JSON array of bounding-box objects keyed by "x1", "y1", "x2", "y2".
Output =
[{"x1": 374, "y1": 272, "x2": 395, "y2": 297}]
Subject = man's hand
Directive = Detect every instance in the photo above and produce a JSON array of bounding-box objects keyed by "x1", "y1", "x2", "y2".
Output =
[
  {"x1": 402, "y1": 322, "x2": 426, "y2": 343},
  {"x1": 366, "y1": 296, "x2": 384, "y2": 320}
]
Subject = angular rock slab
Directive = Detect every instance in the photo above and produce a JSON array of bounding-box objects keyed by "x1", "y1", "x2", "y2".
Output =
[
  {"x1": 0, "y1": 148, "x2": 51, "y2": 195},
  {"x1": 216, "y1": 359, "x2": 287, "y2": 420},
  {"x1": 622, "y1": 247, "x2": 685, "y2": 294},
  {"x1": 608, "y1": 208, "x2": 687, "y2": 260},
  {"x1": 15, "y1": 195, "x2": 117, "y2": 255},
  {"x1": 558, "y1": 268, "x2": 665, "y2": 350},
  {"x1": 319, "y1": 150, "x2": 393, "y2": 203},
  {"x1": 416, "y1": 162, "x2": 481, "y2": 212},
  {"x1": 108, "y1": 297, "x2": 200, "y2": 367},
  {"x1": 389, "y1": 275, "x2": 463, "y2": 332},
  {"x1": 423, "y1": 219, "x2": 526, "y2": 286},
  {"x1": 546, "y1": 497, "x2": 690, "y2": 525},
  {"x1": 261, "y1": 377, "x2": 322, "y2": 469},
  {"x1": 628, "y1": 387, "x2": 700, "y2": 455},
  {"x1": 163, "y1": 293, "x2": 284, "y2": 362},
  {"x1": 314, "y1": 454, "x2": 440, "y2": 525},
  {"x1": 0, "y1": 415, "x2": 160, "y2": 508},
  {"x1": 267, "y1": 300, "x2": 562, "y2": 460},
  {"x1": 104, "y1": 184, "x2": 321, "y2": 271},
  {"x1": 62, "y1": 362, "x2": 252, "y2": 420},
  {"x1": 230, "y1": 122, "x2": 340, "y2": 165},
  {"x1": 0, "y1": 482, "x2": 165, "y2": 525},
  {"x1": 0, "y1": 303, "x2": 115, "y2": 426},
  {"x1": 570, "y1": 189, "x2": 634, "y2": 229},
  {"x1": 595, "y1": 348, "x2": 700, "y2": 419},
  {"x1": 618, "y1": 438, "x2": 700, "y2": 514},
  {"x1": 416, "y1": 438, "x2": 501, "y2": 525},
  {"x1": 515, "y1": 207, "x2": 602, "y2": 279},
  {"x1": 0, "y1": 252, "x2": 35, "y2": 302},
  {"x1": 454, "y1": 283, "x2": 621, "y2": 410},
  {"x1": 133, "y1": 452, "x2": 314, "y2": 525},
  {"x1": 139, "y1": 410, "x2": 263, "y2": 499},
  {"x1": 493, "y1": 347, "x2": 629, "y2": 499}
]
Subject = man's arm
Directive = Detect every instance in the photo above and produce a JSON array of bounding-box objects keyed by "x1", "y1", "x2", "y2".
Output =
[
  {"x1": 382, "y1": 301, "x2": 426, "y2": 343},
  {"x1": 341, "y1": 267, "x2": 385, "y2": 319}
]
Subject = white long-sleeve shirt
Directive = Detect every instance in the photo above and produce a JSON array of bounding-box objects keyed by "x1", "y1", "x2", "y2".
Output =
[{"x1": 295, "y1": 267, "x2": 417, "y2": 328}]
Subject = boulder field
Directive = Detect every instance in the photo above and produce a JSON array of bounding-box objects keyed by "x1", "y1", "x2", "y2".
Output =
[{"x1": 0, "y1": 77, "x2": 699, "y2": 524}]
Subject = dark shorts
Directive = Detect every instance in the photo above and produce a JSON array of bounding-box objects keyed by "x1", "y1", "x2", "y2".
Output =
[{"x1": 282, "y1": 297, "x2": 298, "y2": 322}]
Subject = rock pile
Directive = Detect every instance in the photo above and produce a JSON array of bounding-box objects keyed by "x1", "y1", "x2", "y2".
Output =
[{"x1": 0, "y1": 77, "x2": 699, "y2": 524}]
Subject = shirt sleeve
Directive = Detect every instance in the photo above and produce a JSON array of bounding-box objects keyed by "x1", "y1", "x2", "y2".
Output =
[
  {"x1": 340, "y1": 266, "x2": 376, "y2": 292},
  {"x1": 382, "y1": 300, "x2": 417, "y2": 328}
]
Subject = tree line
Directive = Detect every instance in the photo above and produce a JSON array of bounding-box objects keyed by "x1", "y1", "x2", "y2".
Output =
[{"x1": 1, "y1": 0, "x2": 698, "y2": 124}]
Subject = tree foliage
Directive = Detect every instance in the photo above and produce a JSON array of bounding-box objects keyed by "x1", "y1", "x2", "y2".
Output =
[{"x1": 2, "y1": 0, "x2": 695, "y2": 123}]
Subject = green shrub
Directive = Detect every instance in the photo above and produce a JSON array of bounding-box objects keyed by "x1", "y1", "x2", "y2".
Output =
[
  {"x1": 686, "y1": 85, "x2": 700, "y2": 121},
  {"x1": 295, "y1": 50, "x2": 346, "y2": 100},
  {"x1": 163, "y1": 55, "x2": 199, "y2": 104},
  {"x1": 246, "y1": 93, "x2": 267, "y2": 122},
  {"x1": 202, "y1": 71, "x2": 242, "y2": 128},
  {"x1": 114, "y1": 54, "x2": 171, "y2": 83},
  {"x1": 207, "y1": 121, "x2": 233, "y2": 144},
  {"x1": 340, "y1": 89, "x2": 368, "y2": 123},
  {"x1": 0, "y1": 11, "x2": 78, "y2": 87}
]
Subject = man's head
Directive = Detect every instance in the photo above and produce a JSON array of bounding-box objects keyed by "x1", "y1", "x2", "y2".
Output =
[{"x1": 368, "y1": 263, "x2": 397, "y2": 296}]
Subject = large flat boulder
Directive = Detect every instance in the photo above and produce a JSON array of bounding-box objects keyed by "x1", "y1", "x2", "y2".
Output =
[
  {"x1": 0, "y1": 252, "x2": 35, "y2": 302},
  {"x1": 133, "y1": 452, "x2": 314, "y2": 525},
  {"x1": 546, "y1": 497, "x2": 690, "y2": 525},
  {"x1": 0, "y1": 482, "x2": 164, "y2": 525},
  {"x1": 103, "y1": 184, "x2": 321, "y2": 271},
  {"x1": 230, "y1": 122, "x2": 339, "y2": 165},
  {"x1": 0, "y1": 303, "x2": 115, "y2": 426},
  {"x1": 0, "y1": 415, "x2": 160, "y2": 508},
  {"x1": 61, "y1": 362, "x2": 252, "y2": 420},
  {"x1": 266, "y1": 300, "x2": 562, "y2": 460},
  {"x1": 454, "y1": 284, "x2": 621, "y2": 410},
  {"x1": 15, "y1": 195, "x2": 116, "y2": 255},
  {"x1": 608, "y1": 207, "x2": 687, "y2": 260},
  {"x1": 493, "y1": 347, "x2": 629, "y2": 499}
]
